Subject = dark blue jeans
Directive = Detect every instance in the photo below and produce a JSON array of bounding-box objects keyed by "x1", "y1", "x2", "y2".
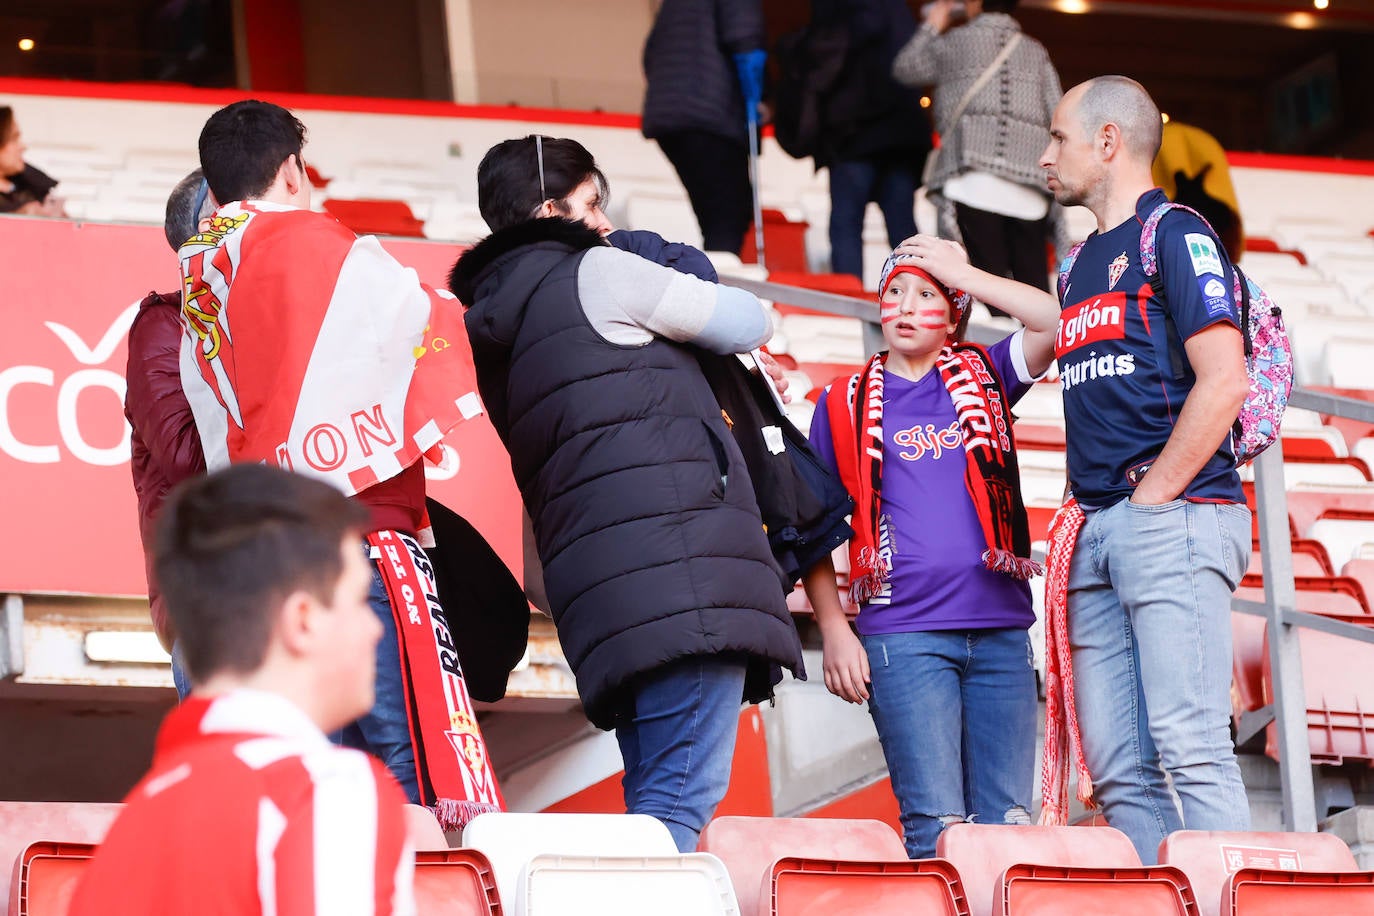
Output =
[
  {"x1": 862, "y1": 628, "x2": 1037, "y2": 858},
  {"x1": 334, "y1": 549, "x2": 420, "y2": 804},
  {"x1": 614, "y1": 654, "x2": 747, "y2": 852},
  {"x1": 828, "y1": 158, "x2": 919, "y2": 279}
]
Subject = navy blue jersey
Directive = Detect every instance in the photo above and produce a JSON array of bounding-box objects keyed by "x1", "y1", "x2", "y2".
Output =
[{"x1": 1056, "y1": 189, "x2": 1244, "y2": 508}]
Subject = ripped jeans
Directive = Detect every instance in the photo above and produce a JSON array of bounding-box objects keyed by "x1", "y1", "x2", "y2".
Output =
[{"x1": 862, "y1": 628, "x2": 1037, "y2": 858}]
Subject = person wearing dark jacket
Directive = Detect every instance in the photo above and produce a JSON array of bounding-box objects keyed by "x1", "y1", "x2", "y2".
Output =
[
  {"x1": 0, "y1": 106, "x2": 65, "y2": 216},
  {"x1": 810, "y1": 0, "x2": 932, "y2": 279},
  {"x1": 642, "y1": 0, "x2": 763, "y2": 255},
  {"x1": 125, "y1": 169, "x2": 212, "y2": 690},
  {"x1": 451, "y1": 135, "x2": 805, "y2": 852}
]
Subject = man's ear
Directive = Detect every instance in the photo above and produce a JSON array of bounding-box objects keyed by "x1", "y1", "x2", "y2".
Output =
[
  {"x1": 281, "y1": 154, "x2": 304, "y2": 196},
  {"x1": 275, "y1": 589, "x2": 318, "y2": 657},
  {"x1": 1099, "y1": 122, "x2": 1122, "y2": 161}
]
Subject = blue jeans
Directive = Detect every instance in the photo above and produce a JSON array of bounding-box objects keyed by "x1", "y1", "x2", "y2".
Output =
[
  {"x1": 1068, "y1": 497, "x2": 1252, "y2": 864},
  {"x1": 334, "y1": 549, "x2": 420, "y2": 804},
  {"x1": 828, "y1": 158, "x2": 919, "y2": 279},
  {"x1": 862, "y1": 628, "x2": 1037, "y2": 858},
  {"x1": 614, "y1": 655, "x2": 747, "y2": 852}
]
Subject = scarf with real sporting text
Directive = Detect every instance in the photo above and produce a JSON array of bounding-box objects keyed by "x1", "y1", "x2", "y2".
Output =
[
  {"x1": 827, "y1": 345, "x2": 1041, "y2": 606},
  {"x1": 367, "y1": 529, "x2": 504, "y2": 831},
  {"x1": 1038, "y1": 499, "x2": 1094, "y2": 825}
]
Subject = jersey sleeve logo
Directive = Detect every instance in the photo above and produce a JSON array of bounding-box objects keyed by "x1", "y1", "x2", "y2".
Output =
[
  {"x1": 1185, "y1": 232, "x2": 1223, "y2": 277},
  {"x1": 1056, "y1": 291, "x2": 1127, "y2": 358}
]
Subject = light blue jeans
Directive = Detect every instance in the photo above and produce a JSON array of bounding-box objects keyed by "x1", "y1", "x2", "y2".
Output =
[
  {"x1": 862, "y1": 628, "x2": 1038, "y2": 858},
  {"x1": 1068, "y1": 497, "x2": 1252, "y2": 864},
  {"x1": 614, "y1": 654, "x2": 748, "y2": 853}
]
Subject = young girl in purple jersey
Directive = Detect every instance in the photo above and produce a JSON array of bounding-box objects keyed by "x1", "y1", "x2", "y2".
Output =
[{"x1": 803, "y1": 235, "x2": 1059, "y2": 857}]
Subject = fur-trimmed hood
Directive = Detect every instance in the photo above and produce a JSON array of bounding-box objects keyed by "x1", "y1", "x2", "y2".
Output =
[
  {"x1": 449, "y1": 217, "x2": 607, "y2": 354},
  {"x1": 448, "y1": 217, "x2": 606, "y2": 307}
]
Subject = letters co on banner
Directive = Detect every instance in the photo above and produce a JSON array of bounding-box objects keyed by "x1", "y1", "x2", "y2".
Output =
[{"x1": 0, "y1": 216, "x2": 521, "y2": 597}]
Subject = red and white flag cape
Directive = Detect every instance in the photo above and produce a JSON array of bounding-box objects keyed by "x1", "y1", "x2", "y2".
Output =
[{"x1": 178, "y1": 200, "x2": 480, "y2": 492}]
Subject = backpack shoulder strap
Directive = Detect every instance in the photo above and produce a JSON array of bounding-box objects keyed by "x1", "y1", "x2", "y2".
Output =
[
  {"x1": 1138, "y1": 199, "x2": 1227, "y2": 380},
  {"x1": 1056, "y1": 240, "x2": 1086, "y2": 301}
]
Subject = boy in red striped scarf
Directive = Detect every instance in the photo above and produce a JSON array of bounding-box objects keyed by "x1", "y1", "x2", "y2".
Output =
[
  {"x1": 802, "y1": 235, "x2": 1059, "y2": 858},
  {"x1": 71, "y1": 466, "x2": 416, "y2": 915}
]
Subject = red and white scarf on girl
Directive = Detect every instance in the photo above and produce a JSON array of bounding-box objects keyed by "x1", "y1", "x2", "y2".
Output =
[
  {"x1": 1038, "y1": 498, "x2": 1095, "y2": 825},
  {"x1": 827, "y1": 346, "x2": 1042, "y2": 607},
  {"x1": 368, "y1": 529, "x2": 505, "y2": 830}
]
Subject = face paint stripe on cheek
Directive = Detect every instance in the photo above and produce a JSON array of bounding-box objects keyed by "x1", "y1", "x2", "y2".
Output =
[{"x1": 881, "y1": 305, "x2": 901, "y2": 324}]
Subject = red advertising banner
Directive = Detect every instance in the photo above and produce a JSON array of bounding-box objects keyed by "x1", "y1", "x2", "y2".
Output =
[{"x1": 0, "y1": 215, "x2": 521, "y2": 596}]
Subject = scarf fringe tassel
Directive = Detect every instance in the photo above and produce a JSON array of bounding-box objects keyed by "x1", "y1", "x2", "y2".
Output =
[
  {"x1": 849, "y1": 547, "x2": 892, "y2": 606},
  {"x1": 982, "y1": 548, "x2": 1043, "y2": 581},
  {"x1": 433, "y1": 798, "x2": 502, "y2": 833}
]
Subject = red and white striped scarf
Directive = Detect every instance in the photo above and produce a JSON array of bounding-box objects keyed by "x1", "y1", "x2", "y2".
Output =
[
  {"x1": 1038, "y1": 498, "x2": 1096, "y2": 825},
  {"x1": 368, "y1": 530, "x2": 504, "y2": 830},
  {"x1": 827, "y1": 347, "x2": 1041, "y2": 606},
  {"x1": 178, "y1": 201, "x2": 481, "y2": 495}
]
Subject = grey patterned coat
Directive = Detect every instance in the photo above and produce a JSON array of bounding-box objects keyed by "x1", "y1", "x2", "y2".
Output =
[{"x1": 893, "y1": 13, "x2": 1061, "y2": 193}]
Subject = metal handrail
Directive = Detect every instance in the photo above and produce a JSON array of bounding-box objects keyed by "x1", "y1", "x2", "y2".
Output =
[{"x1": 725, "y1": 271, "x2": 1374, "y2": 832}]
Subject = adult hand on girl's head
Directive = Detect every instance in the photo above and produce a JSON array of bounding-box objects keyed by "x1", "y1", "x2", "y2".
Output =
[{"x1": 893, "y1": 234, "x2": 970, "y2": 286}]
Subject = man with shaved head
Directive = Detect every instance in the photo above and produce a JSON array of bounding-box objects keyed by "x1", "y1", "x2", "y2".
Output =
[{"x1": 1039, "y1": 76, "x2": 1251, "y2": 862}]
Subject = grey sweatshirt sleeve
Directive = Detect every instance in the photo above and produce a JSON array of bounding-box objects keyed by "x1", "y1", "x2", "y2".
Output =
[{"x1": 577, "y1": 246, "x2": 771, "y2": 354}]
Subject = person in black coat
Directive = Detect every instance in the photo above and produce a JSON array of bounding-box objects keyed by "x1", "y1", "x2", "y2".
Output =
[
  {"x1": 810, "y1": 0, "x2": 931, "y2": 279},
  {"x1": 451, "y1": 136, "x2": 805, "y2": 853},
  {"x1": 642, "y1": 0, "x2": 763, "y2": 255}
]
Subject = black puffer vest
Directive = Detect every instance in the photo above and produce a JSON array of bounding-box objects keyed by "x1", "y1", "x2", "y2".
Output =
[{"x1": 450, "y1": 219, "x2": 804, "y2": 728}]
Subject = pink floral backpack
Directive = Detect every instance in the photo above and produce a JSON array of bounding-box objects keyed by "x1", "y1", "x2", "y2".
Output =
[{"x1": 1057, "y1": 201, "x2": 1293, "y2": 466}]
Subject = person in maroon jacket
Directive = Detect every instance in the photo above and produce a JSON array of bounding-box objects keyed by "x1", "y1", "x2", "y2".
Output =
[{"x1": 124, "y1": 168, "x2": 214, "y2": 695}]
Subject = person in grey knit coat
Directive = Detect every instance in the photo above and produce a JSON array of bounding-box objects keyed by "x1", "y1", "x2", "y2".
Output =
[{"x1": 893, "y1": 0, "x2": 1065, "y2": 294}]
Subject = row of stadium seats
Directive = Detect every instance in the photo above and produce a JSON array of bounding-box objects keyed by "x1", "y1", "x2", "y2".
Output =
[{"x1": 6, "y1": 805, "x2": 1373, "y2": 915}]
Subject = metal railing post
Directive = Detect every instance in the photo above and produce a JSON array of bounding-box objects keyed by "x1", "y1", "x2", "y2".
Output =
[{"x1": 1253, "y1": 442, "x2": 1318, "y2": 831}]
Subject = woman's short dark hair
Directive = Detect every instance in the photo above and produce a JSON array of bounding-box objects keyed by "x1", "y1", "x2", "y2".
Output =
[
  {"x1": 154, "y1": 465, "x2": 370, "y2": 684},
  {"x1": 476, "y1": 135, "x2": 609, "y2": 231}
]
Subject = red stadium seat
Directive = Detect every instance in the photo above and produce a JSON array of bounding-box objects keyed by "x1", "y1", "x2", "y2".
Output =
[
  {"x1": 1224, "y1": 868, "x2": 1374, "y2": 915},
  {"x1": 1159, "y1": 829, "x2": 1357, "y2": 916},
  {"x1": 1234, "y1": 578, "x2": 1370, "y2": 618},
  {"x1": 741, "y1": 211, "x2": 811, "y2": 274},
  {"x1": 1262, "y1": 625, "x2": 1374, "y2": 764},
  {"x1": 768, "y1": 856, "x2": 970, "y2": 916},
  {"x1": 0, "y1": 803, "x2": 119, "y2": 909},
  {"x1": 936, "y1": 823, "x2": 1142, "y2": 916},
  {"x1": 1244, "y1": 237, "x2": 1307, "y2": 264},
  {"x1": 414, "y1": 848, "x2": 502, "y2": 915},
  {"x1": 1306, "y1": 386, "x2": 1374, "y2": 451},
  {"x1": 1013, "y1": 422, "x2": 1067, "y2": 450},
  {"x1": 1341, "y1": 558, "x2": 1374, "y2": 605},
  {"x1": 698, "y1": 816, "x2": 906, "y2": 916},
  {"x1": 9, "y1": 841, "x2": 95, "y2": 916},
  {"x1": 993, "y1": 863, "x2": 1198, "y2": 915},
  {"x1": 767, "y1": 272, "x2": 868, "y2": 319},
  {"x1": 322, "y1": 198, "x2": 426, "y2": 237},
  {"x1": 1231, "y1": 613, "x2": 1267, "y2": 718},
  {"x1": 1284, "y1": 489, "x2": 1374, "y2": 539}
]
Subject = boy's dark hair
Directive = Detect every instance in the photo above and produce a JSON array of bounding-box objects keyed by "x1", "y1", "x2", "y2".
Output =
[
  {"x1": 982, "y1": 0, "x2": 1020, "y2": 13},
  {"x1": 198, "y1": 100, "x2": 307, "y2": 205},
  {"x1": 154, "y1": 465, "x2": 369, "y2": 684},
  {"x1": 0, "y1": 107, "x2": 13, "y2": 145},
  {"x1": 476, "y1": 135, "x2": 609, "y2": 232},
  {"x1": 164, "y1": 168, "x2": 212, "y2": 252}
]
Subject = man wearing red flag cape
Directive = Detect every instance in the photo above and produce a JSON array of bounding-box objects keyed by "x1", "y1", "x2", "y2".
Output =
[{"x1": 178, "y1": 99, "x2": 502, "y2": 831}]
